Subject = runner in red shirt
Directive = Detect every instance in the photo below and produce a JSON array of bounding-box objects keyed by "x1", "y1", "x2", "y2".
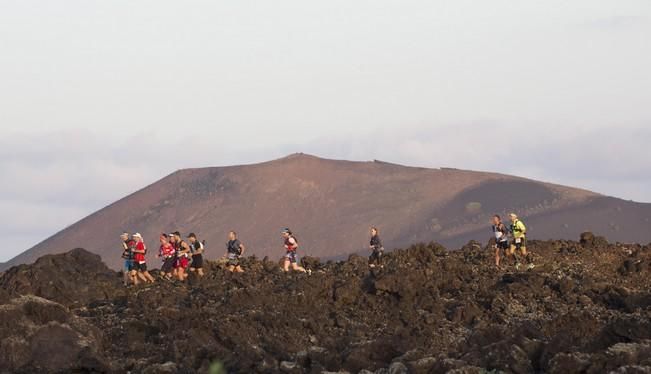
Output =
[
  {"x1": 171, "y1": 231, "x2": 191, "y2": 281},
  {"x1": 281, "y1": 228, "x2": 308, "y2": 273},
  {"x1": 132, "y1": 233, "x2": 155, "y2": 284},
  {"x1": 157, "y1": 234, "x2": 175, "y2": 280}
]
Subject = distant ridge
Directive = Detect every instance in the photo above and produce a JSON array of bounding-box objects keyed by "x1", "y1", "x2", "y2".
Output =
[{"x1": 3, "y1": 153, "x2": 651, "y2": 270}]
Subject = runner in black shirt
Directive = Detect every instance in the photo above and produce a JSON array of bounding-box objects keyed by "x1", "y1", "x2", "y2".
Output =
[
  {"x1": 188, "y1": 233, "x2": 205, "y2": 277},
  {"x1": 369, "y1": 227, "x2": 384, "y2": 268},
  {"x1": 491, "y1": 215, "x2": 510, "y2": 268},
  {"x1": 225, "y1": 231, "x2": 245, "y2": 273}
]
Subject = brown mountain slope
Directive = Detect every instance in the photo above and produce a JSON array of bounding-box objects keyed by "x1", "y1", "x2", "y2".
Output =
[{"x1": 4, "y1": 154, "x2": 650, "y2": 270}]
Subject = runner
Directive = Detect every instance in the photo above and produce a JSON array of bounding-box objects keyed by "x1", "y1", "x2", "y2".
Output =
[
  {"x1": 172, "y1": 231, "x2": 191, "y2": 281},
  {"x1": 368, "y1": 227, "x2": 384, "y2": 268},
  {"x1": 132, "y1": 233, "x2": 155, "y2": 283},
  {"x1": 169, "y1": 233, "x2": 179, "y2": 279},
  {"x1": 188, "y1": 233, "x2": 205, "y2": 277},
  {"x1": 281, "y1": 228, "x2": 307, "y2": 273},
  {"x1": 508, "y1": 213, "x2": 535, "y2": 270},
  {"x1": 125, "y1": 236, "x2": 143, "y2": 286},
  {"x1": 157, "y1": 233, "x2": 176, "y2": 280},
  {"x1": 225, "y1": 231, "x2": 245, "y2": 273},
  {"x1": 120, "y1": 232, "x2": 135, "y2": 286},
  {"x1": 491, "y1": 215, "x2": 509, "y2": 268}
]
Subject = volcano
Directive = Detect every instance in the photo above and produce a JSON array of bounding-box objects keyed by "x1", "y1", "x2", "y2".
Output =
[{"x1": 4, "y1": 153, "x2": 651, "y2": 270}]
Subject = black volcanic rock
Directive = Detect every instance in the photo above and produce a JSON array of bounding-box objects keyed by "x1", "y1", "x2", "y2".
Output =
[
  {"x1": 580, "y1": 231, "x2": 609, "y2": 248},
  {"x1": 0, "y1": 248, "x2": 121, "y2": 307},
  {"x1": 0, "y1": 296, "x2": 108, "y2": 373},
  {"x1": 0, "y1": 235, "x2": 650, "y2": 373}
]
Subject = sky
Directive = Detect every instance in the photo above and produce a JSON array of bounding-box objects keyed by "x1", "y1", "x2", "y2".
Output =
[{"x1": 1, "y1": 1, "x2": 650, "y2": 262}]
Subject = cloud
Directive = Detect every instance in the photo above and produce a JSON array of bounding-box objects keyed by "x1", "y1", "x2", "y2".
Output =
[
  {"x1": 584, "y1": 15, "x2": 647, "y2": 30},
  {"x1": 0, "y1": 131, "x2": 161, "y2": 261},
  {"x1": 0, "y1": 197, "x2": 89, "y2": 263}
]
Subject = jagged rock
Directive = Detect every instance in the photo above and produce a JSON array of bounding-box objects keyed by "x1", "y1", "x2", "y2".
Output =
[
  {"x1": 334, "y1": 279, "x2": 362, "y2": 305},
  {"x1": 580, "y1": 231, "x2": 609, "y2": 248},
  {"x1": 547, "y1": 352, "x2": 592, "y2": 374},
  {"x1": 307, "y1": 346, "x2": 340, "y2": 370},
  {"x1": 445, "y1": 301, "x2": 482, "y2": 325},
  {"x1": 0, "y1": 296, "x2": 107, "y2": 373},
  {"x1": 406, "y1": 356, "x2": 436, "y2": 374},
  {"x1": 447, "y1": 367, "x2": 485, "y2": 374},
  {"x1": 388, "y1": 362, "x2": 408, "y2": 374},
  {"x1": 0, "y1": 248, "x2": 121, "y2": 307},
  {"x1": 280, "y1": 360, "x2": 300, "y2": 373},
  {"x1": 461, "y1": 241, "x2": 487, "y2": 265},
  {"x1": 580, "y1": 231, "x2": 595, "y2": 245},
  {"x1": 611, "y1": 366, "x2": 651, "y2": 374},
  {"x1": 143, "y1": 362, "x2": 178, "y2": 374},
  {"x1": 0, "y1": 238, "x2": 649, "y2": 373},
  {"x1": 301, "y1": 256, "x2": 322, "y2": 270}
]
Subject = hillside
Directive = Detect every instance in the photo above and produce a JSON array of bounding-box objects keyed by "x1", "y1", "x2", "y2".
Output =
[
  {"x1": 0, "y1": 236, "x2": 650, "y2": 373},
  {"x1": 3, "y1": 153, "x2": 651, "y2": 271}
]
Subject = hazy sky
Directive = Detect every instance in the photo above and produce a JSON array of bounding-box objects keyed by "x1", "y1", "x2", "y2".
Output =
[{"x1": 1, "y1": 1, "x2": 650, "y2": 262}]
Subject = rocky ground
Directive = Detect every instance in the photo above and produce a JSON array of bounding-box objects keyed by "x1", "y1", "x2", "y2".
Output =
[{"x1": 0, "y1": 233, "x2": 650, "y2": 373}]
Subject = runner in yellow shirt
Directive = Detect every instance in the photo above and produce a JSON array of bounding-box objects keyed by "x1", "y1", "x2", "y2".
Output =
[{"x1": 509, "y1": 213, "x2": 535, "y2": 270}]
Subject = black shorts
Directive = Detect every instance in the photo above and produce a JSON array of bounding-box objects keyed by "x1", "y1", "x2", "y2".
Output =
[
  {"x1": 496, "y1": 241, "x2": 509, "y2": 250},
  {"x1": 191, "y1": 254, "x2": 203, "y2": 269},
  {"x1": 161, "y1": 257, "x2": 175, "y2": 273},
  {"x1": 512, "y1": 237, "x2": 527, "y2": 250},
  {"x1": 134, "y1": 262, "x2": 147, "y2": 272},
  {"x1": 369, "y1": 249, "x2": 383, "y2": 264},
  {"x1": 285, "y1": 251, "x2": 298, "y2": 264}
]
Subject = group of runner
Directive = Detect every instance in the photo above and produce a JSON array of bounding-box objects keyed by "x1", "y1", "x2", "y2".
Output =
[
  {"x1": 120, "y1": 228, "x2": 310, "y2": 286},
  {"x1": 491, "y1": 213, "x2": 534, "y2": 270},
  {"x1": 120, "y1": 231, "x2": 215, "y2": 286},
  {"x1": 119, "y1": 213, "x2": 530, "y2": 286}
]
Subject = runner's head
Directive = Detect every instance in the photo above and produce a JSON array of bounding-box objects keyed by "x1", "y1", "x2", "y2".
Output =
[
  {"x1": 281, "y1": 228, "x2": 292, "y2": 238},
  {"x1": 229, "y1": 231, "x2": 237, "y2": 240},
  {"x1": 509, "y1": 213, "x2": 518, "y2": 222},
  {"x1": 493, "y1": 215, "x2": 502, "y2": 225},
  {"x1": 187, "y1": 233, "x2": 197, "y2": 244},
  {"x1": 160, "y1": 233, "x2": 169, "y2": 244},
  {"x1": 172, "y1": 231, "x2": 181, "y2": 241},
  {"x1": 120, "y1": 232, "x2": 129, "y2": 241},
  {"x1": 371, "y1": 227, "x2": 379, "y2": 236},
  {"x1": 133, "y1": 233, "x2": 143, "y2": 242}
]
